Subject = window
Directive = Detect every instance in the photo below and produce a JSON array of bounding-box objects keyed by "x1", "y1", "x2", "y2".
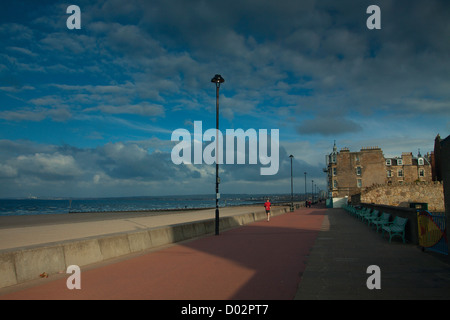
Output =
[
  {"x1": 356, "y1": 166, "x2": 362, "y2": 176},
  {"x1": 333, "y1": 167, "x2": 337, "y2": 176},
  {"x1": 387, "y1": 170, "x2": 392, "y2": 177},
  {"x1": 333, "y1": 180, "x2": 338, "y2": 188},
  {"x1": 385, "y1": 159, "x2": 391, "y2": 166},
  {"x1": 398, "y1": 169, "x2": 403, "y2": 177},
  {"x1": 355, "y1": 155, "x2": 360, "y2": 162},
  {"x1": 418, "y1": 158, "x2": 424, "y2": 166},
  {"x1": 397, "y1": 159, "x2": 403, "y2": 165},
  {"x1": 419, "y1": 169, "x2": 424, "y2": 177},
  {"x1": 357, "y1": 179, "x2": 362, "y2": 188}
]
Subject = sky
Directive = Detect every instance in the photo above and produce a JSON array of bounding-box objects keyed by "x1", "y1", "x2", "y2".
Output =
[{"x1": 0, "y1": 0, "x2": 449, "y2": 198}]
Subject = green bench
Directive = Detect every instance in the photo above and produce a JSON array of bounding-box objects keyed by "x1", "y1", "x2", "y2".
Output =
[
  {"x1": 356, "y1": 207, "x2": 370, "y2": 220},
  {"x1": 348, "y1": 206, "x2": 359, "y2": 217},
  {"x1": 363, "y1": 210, "x2": 379, "y2": 225},
  {"x1": 370, "y1": 212, "x2": 391, "y2": 231},
  {"x1": 359, "y1": 208, "x2": 375, "y2": 221},
  {"x1": 382, "y1": 216, "x2": 408, "y2": 243}
]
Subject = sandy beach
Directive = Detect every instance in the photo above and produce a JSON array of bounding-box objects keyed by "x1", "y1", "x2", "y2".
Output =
[{"x1": 0, "y1": 205, "x2": 288, "y2": 251}]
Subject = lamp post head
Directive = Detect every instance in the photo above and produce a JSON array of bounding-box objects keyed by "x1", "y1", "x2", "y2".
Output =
[
  {"x1": 211, "y1": 74, "x2": 225, "y2": 88},
  {"x1": 289, "y1": 155, "x2": 294, "y2": 158}
]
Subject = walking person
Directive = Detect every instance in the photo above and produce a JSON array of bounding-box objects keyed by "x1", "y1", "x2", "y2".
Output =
[{"x1": 264, "y1": 198, "x2": 271, "y2": 222}]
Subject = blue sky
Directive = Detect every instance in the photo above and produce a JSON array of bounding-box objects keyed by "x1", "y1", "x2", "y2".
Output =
[{"x1": 0, "y1": 0, "x2": 449, "y2": 198}]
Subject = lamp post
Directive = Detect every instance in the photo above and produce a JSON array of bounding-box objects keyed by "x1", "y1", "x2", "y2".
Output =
[
  {"x1": 304, "y1": 172, "x2": 307, "y2": 204},
  {"x1": 289, "y1": 155, "x2": 294, "y2": 212},
  {"x1": 211, "y1": 74, "x2": 224, "y2": 235},
  {"x1": 311, "y1": 180, "x2": 314, "y2": 204}
]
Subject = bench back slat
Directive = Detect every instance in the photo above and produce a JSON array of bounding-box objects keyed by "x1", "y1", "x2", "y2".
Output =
[
  {"x1": 392, "y1": 216, "x2": 408, "y2": 227},
  {"x1": 380, "y1": 212, "x2": 390, "y2": 221}
]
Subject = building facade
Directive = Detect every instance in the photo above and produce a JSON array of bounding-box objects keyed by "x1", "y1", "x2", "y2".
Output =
[{"x1": 325, "y1": 142, "x2": 432, "y2": 198}]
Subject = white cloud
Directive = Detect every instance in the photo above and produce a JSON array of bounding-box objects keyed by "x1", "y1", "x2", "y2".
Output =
[
  {"x1": 0, "y1": 107, "x2": 71, "y2": 122},
  {"x1": 15, "y1": 152, "x2": 83, "y2": 180},
  {"x1": 89, "y1": 102, "x2": 165, "y2": 117},
  {"x1": 0, "y1": 164, "x2": 17, "y2": 178}
]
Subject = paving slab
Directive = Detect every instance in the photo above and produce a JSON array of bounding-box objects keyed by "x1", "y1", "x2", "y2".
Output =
[{"x1": 295, "y1": 208, "x2": 450, "y2": 300}]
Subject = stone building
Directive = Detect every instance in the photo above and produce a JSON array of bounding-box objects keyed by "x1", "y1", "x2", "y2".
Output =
[{"x1": 325, "y1": 141, "x2": 432, "y2": 198}]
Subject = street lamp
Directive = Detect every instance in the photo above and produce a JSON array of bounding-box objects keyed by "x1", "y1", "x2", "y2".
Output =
[
  {"x1": 304, "y1": 172, "x2": 307, "y2": 204},
  {"x1": 311, "y1": 180, "x2": 314, "y2": 204},
  {"x1": 289, "y1": 155, "x2": 294, "y2": 212},
  {"x1": 211, "y1": 74, "x2": 224, "y2": 235}
]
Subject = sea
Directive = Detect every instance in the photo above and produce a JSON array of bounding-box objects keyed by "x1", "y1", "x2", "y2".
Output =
[{"x1": 0, "y1": 194, "x2": 292, "y2": 216}]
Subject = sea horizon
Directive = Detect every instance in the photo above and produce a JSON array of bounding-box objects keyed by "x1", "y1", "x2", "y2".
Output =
[{"x1": 0, "y1": 193, "x2": 306, "y2": 216}]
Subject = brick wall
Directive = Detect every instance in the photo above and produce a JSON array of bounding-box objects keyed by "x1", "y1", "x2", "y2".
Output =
[{"x1": 360, "y1": 181, "x2": 444, "y2": 212}]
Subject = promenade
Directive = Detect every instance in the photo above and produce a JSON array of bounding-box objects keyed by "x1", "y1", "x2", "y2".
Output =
[{"x1": 1, "y1": 204, "x2": 450, "y2": 300}]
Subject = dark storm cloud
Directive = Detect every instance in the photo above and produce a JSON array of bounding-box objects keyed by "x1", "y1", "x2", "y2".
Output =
[{"x1": 296, "y1": 116, "x2": 363, "y2": 136}]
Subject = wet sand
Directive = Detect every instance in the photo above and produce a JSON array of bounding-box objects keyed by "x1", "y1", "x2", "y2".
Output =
[{"x1": 0, "y1": 207, "x2": 214, "y2": 229}]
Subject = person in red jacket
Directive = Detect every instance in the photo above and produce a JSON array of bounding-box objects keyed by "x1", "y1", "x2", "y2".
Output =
[{"x1": 264, "y1": 199, "x2": 271, "y2": 222}]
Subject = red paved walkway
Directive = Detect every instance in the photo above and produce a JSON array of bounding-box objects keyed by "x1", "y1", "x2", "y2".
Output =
[{"x1": 0, "y1": 207, "x2": 325, "y2": 300}]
